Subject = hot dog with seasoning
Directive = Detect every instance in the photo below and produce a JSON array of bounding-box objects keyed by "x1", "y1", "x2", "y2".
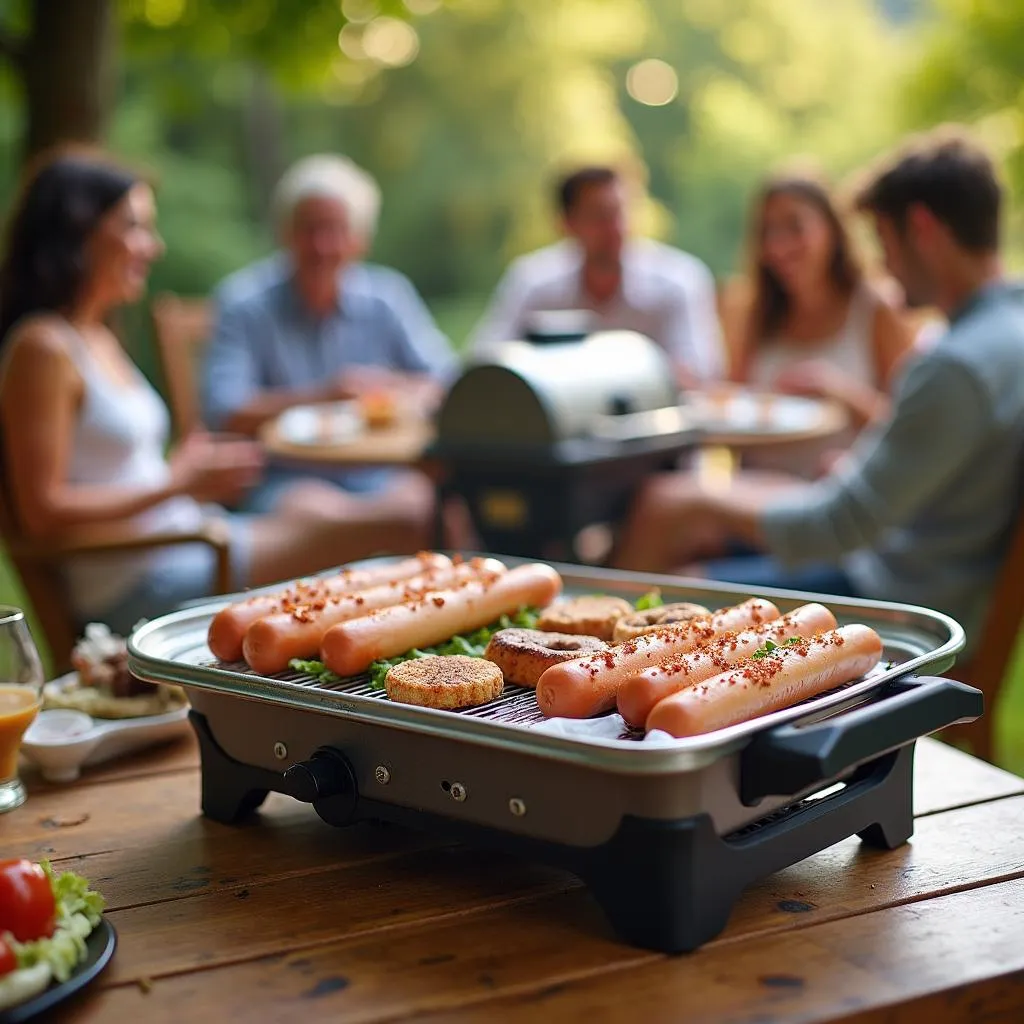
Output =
[
  {"x1": 242, "y1": 557, "x2": 507, "y2": 676},
  {"x1": 616, "y1": 602, "x2": 838, "y2": 728},
  {"x1": 320, "y1": 563, "x2": 563, "y2": 678},
  {"x1": 645, "y1": 624, "x2": 884, "y2": 738},
  {"x1": 536, "y1": 597, "x2": 781, "y2": 719},
  {"x1": 207, "y1": 552, "x2": 451, "y2": 662}
]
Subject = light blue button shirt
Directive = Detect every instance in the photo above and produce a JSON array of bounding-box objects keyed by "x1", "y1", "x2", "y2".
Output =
[{"x1": 202, "y1": 254, "x2": 458, "y2": 504}]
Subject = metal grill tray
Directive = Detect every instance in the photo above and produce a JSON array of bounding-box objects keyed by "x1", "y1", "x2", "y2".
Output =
[{"x1": 128, "y1": 559, "x2": 965, "y2": 774}]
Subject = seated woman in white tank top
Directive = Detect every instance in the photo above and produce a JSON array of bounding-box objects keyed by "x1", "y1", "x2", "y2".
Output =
[
  {"x1": 0, "y1": 152, "x2": 429, "y2": 636},
  {"x1": 721, "y1": 172, "x2": 916, "y2": 479}
]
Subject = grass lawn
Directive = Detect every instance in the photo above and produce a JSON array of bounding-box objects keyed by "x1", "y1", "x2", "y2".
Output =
[{"x1": 3, "y1": 288, "x2": 1022, "y2": 776}]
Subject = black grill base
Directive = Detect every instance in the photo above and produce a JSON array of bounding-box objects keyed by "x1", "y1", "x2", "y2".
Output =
[
  {"x1": 190, "y1": 710, "x2": 914, "y2": 954},
  {"x1": 432, "y1": 446, "x2": 687, "y2": 561}
]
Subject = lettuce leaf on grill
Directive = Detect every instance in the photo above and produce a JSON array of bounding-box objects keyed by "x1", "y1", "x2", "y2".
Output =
[
  {"x1": 289, "y1": 607, "x2": 541, "y2": 689},
  {"x1": 290, "y1": 589, "x2": 670, "y2": 690}
]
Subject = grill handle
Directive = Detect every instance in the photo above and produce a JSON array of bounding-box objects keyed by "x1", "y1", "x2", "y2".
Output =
[{"x1": 739, "y1": 675, "x2": 983, "y2": 805}]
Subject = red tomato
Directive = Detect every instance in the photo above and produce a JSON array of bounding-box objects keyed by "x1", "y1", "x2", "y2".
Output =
[
  {"x1": 0, "y1": 860, "x2": 55, "y2": 942},
  {"x1": 0, "y1": 938, "x2": 16, "y2": 976}
]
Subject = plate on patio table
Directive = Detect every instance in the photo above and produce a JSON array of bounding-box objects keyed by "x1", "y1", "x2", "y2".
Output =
[
  {"x1": 1, "y1": 919, "x2": 117, "y2": 1024},
  {"x1": 276, "y1": 401, "x2": 366, "y2": 447},
  {"x1": 19, "y1": 673, "x2": 190, "y2": 784},
  {"x1": 685, "y1": 387, "x2": 847, "y2": 445}
]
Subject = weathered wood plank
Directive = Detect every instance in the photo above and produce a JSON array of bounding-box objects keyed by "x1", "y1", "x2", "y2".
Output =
[
  {"x1": 97, "y1": 849, "x2": 577, "y2": 987},
  {"x1": 913, "y1": 738, "x2": 1024, "y2": 816},
  {"x1": 54, "y1": 871, "x2": 1024, "y2": 1023},
  {"x1": 57, "y1": 794, "x2": 1024, "y2": 995},
  {"x1": 19, "y1": 731, "x2": 197, "y2": 791},
  {"x1": 416, "y1": 877, "x2": 1024, "y2": 1024}
]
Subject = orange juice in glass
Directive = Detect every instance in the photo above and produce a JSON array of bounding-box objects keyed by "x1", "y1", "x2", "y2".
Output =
[{"x1": 0, "y1": 606, "x2": 45, "y2": 812}]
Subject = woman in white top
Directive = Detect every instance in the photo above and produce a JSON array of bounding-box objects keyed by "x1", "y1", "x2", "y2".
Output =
[
  {"x1": 721, "y1": 172, "x2": 915, "y2": 478},
  {"x1": 0, "y1": 151, "x2": 429, "y2": 635},
  {"x1": 614, "y1": 172, "x2": 916, "y2": 571}
]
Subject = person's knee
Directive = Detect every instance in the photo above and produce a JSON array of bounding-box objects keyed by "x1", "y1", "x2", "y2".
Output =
[{"x1": 272, "y1": 479, "x2": 342, "y2": 515}]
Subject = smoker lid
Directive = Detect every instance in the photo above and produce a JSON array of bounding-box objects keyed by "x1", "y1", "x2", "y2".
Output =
[{"x1": 441, "y1": 330, "x2": 679, "y2": 446}]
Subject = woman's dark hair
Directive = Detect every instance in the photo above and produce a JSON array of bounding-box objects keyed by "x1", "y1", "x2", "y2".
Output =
[
  {"x1": 746, "y1": 174, "x2": 862, "y2": 346},
  {"x1": 0, "y1": 150, "x2": 138, "y2": 347}
]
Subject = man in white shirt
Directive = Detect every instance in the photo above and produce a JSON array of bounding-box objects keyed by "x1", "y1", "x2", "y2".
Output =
[{"x1": 469, "y1": 166, "x2": 725, "y2": 384}]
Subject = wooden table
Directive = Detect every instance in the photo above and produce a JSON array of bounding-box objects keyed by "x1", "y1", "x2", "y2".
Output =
[
  {"x1": 8, "y1": 736, "x2": 1024, "y2": 1022},
  {"x1": 258, "y1": 391, "x2": 850, "y2": 470},
  {"x1": 260, "y1": 413, "x2": 433, "y2": 468}
]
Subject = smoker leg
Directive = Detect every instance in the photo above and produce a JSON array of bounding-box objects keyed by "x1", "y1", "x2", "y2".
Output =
[
  {"x1": 856, "y1": 743, "x2": 915, "y2": 850},
  {"x1": 189, "y1": 711, "x2": 269, "y2": 823}
]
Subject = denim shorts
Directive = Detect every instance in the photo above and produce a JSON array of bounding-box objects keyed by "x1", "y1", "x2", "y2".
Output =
[
  {"x1": 91, "y1": 513, "x2": 254, "y2": 635},
  {"x1": 242, "y1": 466, "x2": 401, "y2": 514}
]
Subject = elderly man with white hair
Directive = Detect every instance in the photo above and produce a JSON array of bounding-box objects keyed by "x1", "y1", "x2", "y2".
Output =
[{"x1": 202, "y1": 154, "x2": 456, "y2": 516}]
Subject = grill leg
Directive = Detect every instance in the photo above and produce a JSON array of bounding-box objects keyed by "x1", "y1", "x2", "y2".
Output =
[
  {"x1": 857, "y1": 742, "x2": 915, "y2": 849},
  {"x1": 583, "y1": 814, "x2": 740, "y2": 954},
  {"x1": 189, "y1": 710, "x2": 269, "y2": 823},
  {"x1": 580, "y1": 745, "x2": 918, "y2": 952}
]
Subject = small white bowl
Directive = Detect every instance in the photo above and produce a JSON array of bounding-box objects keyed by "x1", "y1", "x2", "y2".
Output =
[{"x1": 20, "y1": 675, "x2": 190, "y2": 783}]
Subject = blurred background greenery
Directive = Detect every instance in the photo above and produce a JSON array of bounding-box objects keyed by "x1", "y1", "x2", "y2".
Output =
[{"x1": 0, "y1": 0, "x2": 1021, "y2": 768}]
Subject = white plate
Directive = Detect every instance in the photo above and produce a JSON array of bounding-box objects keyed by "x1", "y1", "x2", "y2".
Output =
[
  {"x1": 276, "y1": 401, "x2": 365, "y2": 447},
  {"x1": 20, "y1": 674, "x2": 190, "y2": 783},
  {"x1": 686, "y1": 389, "x2": 830, "y2": 438}
]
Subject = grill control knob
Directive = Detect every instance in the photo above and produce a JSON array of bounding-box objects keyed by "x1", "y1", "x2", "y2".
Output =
[{"x1": 281, "y1": 747, "x2": 358, "y2": 826}]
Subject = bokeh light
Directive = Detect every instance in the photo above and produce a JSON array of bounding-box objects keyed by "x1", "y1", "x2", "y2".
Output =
[
  {"x1": 341, "y1": 0, "x2": 379, "y2": 24},
  {"x1": 403, "y1": 0, "x2": 441, "y2": 13},
  {"x1": 144, "y1": 0, "x2": 185, "y2": 27},
  {"x1": 625, "y1": 59, "x2": 679, "y2": 106},
  {"x1": 362, "y1": 17, "x2": 420, "y2": 67},
  {"x1": 338, "y1": 23, "x2": 366, "y2": 60}
]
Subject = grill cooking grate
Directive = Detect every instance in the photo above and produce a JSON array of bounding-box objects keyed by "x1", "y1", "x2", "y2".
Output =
[
  {"x1": 205, "y1": 657, "x2": 877, "y2": 742},
  {"x1": 209, "y1": 660, "x2": 556, "y2": 730}
]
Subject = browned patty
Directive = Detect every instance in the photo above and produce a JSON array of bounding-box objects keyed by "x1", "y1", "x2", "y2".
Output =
[
  {"x1": 612, "y1": 602, "x2": 713, "y2": 643},
  {"x1": 536, "y1": 595, "x2": 634, "y2": 641},
  {"x1": 385, "y1": 654, "x2": 504, "y2": 709},
  {"x1": 484, "y1": 628, "x2": 608, "y2": 688}
]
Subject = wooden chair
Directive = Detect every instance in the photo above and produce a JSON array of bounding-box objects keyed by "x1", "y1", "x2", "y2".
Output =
[
  {"x1": 944, "y1": 500, "x2": 1024, "y2": 763},
  {"x1": 150, "y1": 293, "x2": 213, "y2": 439},
  {"x1": 0, "y1": 476, "x2": 232, "y2": 674}
]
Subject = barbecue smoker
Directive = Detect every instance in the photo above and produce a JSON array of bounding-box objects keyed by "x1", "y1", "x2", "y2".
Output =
[
  {"x1": 427, "y1": 331, "x2": 696, "y2": 559},
  {"x1": 128, "y1": 563, "x2": 982, "y2": 954}
]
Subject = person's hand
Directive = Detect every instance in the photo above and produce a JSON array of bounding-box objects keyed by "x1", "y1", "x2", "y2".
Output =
[
  {"x1": 169, "y1": 432, "x2": 264, "y2": 505},
  {"x1": 333, "y1": 365, "x2": 405, "y2": 400},
  {"x1": 772, "y1": 360, "x2": 851, "y2": 403}
]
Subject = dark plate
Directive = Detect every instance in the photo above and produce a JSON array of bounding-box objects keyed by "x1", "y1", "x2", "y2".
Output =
[{"x1": 0, "y1": 918, "x2": 116, "y2": 1024}]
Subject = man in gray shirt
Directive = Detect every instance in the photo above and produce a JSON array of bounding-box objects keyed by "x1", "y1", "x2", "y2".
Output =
[
  {"x1": 615, "y1": 129, "x2": 1024, "y2": 645},
  {"x1": 202, "y1": 154, "x2": 457, "y2": 514}
]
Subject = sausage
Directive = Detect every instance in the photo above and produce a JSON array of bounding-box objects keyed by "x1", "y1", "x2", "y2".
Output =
[
  {"x1": 242, "y1": 558, "x2": 507, "y2": 676},
  {"x1": 536, "y1": 597, "x2": 780, "y2": 719},
  {"x1": 207, "y1": 552, "x2": 452, "y2": 662},
  {"x1": 616, "y1": 602, "x2": 838, "y2": 728},
  {"x1": 646, "y1": 624, "x2": 884, "y2": 738},
  {"x1": 320, "y1": 563, "x2": 563, "y2": 677}
]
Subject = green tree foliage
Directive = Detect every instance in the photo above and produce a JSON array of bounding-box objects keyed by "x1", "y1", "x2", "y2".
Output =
[
  {"x1": 622, "y1": 0, "x2": 909, "y2": 274},
  {"x1": 903, "y1": 0, "x2": 1024, "y2": 261},
  {"x1": 0, "y1": 0, "x2": 917, "y2": 328}
]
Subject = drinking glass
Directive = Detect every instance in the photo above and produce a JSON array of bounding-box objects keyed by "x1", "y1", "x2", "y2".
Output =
[{"x1": 0, "y1": 606, "x2": 45, "y2": 813}]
